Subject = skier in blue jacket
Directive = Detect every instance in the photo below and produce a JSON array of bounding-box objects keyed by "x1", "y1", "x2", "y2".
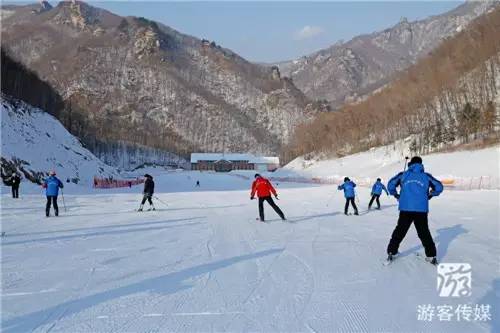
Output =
[
  {"x1": 368, "y1": 178, "x2": 388, "y2": 210},
  {"x1": 338, "y1": 177, "x2": 358, "y2": 215},
  {"x1": 386, "y1": 156, "x2": 443, "y2": 264},
  {"x1": 43, "y1": 171, "x2": 64, "y2": 217}
]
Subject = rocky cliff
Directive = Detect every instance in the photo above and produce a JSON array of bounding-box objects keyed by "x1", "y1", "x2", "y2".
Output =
[
  {"x1": 1, "y1": 1, "x2": 321, "y2": 158},
  {"x1": 278, "y1": 1, "x2": 498, "y2": 108}
]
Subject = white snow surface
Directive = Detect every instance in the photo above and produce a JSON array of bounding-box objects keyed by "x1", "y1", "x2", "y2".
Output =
[
  {"x1": 277, "y1": 143, "x2": 500, "y2": 185},
  {"x1": 1, "y1": 170, "x2": 499, "y2": 332},
  {"x1": 1, "y1": 98, "x2": 119, "y2": 184}
]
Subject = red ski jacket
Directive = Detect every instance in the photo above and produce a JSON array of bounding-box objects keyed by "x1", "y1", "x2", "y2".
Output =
[{"x1": 251, "y1": 177, "x2": 277, "y2": 198}]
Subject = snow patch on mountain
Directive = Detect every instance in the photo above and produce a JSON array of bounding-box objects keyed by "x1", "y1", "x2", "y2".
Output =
[{"x1": 1, "y1": 97, "x2": 119, "y2": 184}]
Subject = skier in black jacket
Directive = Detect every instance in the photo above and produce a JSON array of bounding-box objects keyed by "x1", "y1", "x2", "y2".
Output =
[
  {"x1": 139, "y1": 174, "x2": 155, "y2": 211},
  {"x1": 9, "y1": 173, "x2": 21, "y2": 198}
]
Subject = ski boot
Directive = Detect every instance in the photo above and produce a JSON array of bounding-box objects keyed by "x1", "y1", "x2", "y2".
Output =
[
  {"x1": 138, "y1": 205, "x2": 144, "y2": 212},
  {"x1": 386, "y1": 252, "x2": 398, "y2": 263},
  {"x1": 425, "y1": 257, "x2": 439, "y2": 266},
  {"x1": 354, "y1": 211, "x2": 359, "y2": 216}
]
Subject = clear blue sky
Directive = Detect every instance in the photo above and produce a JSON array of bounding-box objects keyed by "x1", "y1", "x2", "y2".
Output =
[{"x1": 6, "y1": 1, "x2": 463, "y2": 62}]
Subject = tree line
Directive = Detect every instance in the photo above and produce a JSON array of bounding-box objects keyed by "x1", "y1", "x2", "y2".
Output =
[{"x1": 283, "y1": 6, "x2": 500, "y2": 163}]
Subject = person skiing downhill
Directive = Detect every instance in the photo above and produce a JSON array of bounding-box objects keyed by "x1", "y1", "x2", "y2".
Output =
[
  {"x1": 8, "y1": 173, "x2": 21, "y2": 198},
  {"x1": 43, "y1": 171, "x2": 63, "y2": 217},
  {"x1": 368, "y1": 178, "x2": 389, "y2": 210},
  {"x1": 250, "y1": 174, "x2": 286, "y2": 222},
  {"x1": 338, "y1": 177, "x2": 358, "y2": 215},
  {"x1": 138, "y1": 174, "x2": 155, "y2": 211},
  {"x1": 386, "y1": 156, "x2": 443, "y2": 265}
]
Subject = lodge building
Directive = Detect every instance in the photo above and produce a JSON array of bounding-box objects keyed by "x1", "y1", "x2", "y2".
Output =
[{"x1": 190, "y1": 153, "x2": 280, "y2": 172}]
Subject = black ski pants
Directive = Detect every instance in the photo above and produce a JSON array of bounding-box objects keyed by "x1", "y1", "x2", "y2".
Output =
[
  {"x1": 11, "y1": 186, "x2": 19, "y2": 198},
  {"x1": 46, "y1": 196, "x2": 59, "y2": 216},
  {"x1": 141, "y1": 194, "x2": 153, "y2": 205},
  {"x1": 258, "y1": 196, "x2": 285, "y2": 221},
  {"x1": 387, "y1": 211, "x2": 437, "y2": 257},
  {"x1": 369, "y1": 194, "x2": 380, "y2": 209},
  {"x1": 344, "y1": 197, "x2": 358, "y2": 214}
]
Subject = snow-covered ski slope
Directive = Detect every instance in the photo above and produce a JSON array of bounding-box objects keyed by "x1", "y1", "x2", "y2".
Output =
[
  {"x1": 1, "y1": 97, "x2": 118, "y2": 184},
  {"x1": 1, "y1": 170, "x2": 498, "y2": 332},
  {"x1": 276, "y1": 143, "x2": 500, "y2": 189}
]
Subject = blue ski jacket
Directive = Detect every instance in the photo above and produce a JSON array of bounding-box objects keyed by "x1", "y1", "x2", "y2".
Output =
[
  {"x1": 44, "y1": 176, "x2": 63, "y2": 196},
  {"x1": 338, "y1": 181, "x2": 356, "y2": 198},
  {"x1": 387, "y1": 163, "x2": 443, "y2": 213},
  {"x1": 371, "y1": 181, "x2": 388, "y2": 196}
]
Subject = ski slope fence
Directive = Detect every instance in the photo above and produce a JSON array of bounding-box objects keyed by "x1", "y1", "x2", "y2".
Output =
[
  {"x1": 93, "y1": 177, "x2": 144, "y2": 189},
  {"x1": 230, "y1": 174, "x2": 500, "y2": 190}
]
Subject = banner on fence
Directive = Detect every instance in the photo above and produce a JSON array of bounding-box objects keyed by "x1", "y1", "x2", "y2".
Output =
[
  {"x1": 229, "y1": 173, "x2": 499, "y2": 190},
  {"x1": 93, "y1": 177, "x2": 144, "y2": 189}
]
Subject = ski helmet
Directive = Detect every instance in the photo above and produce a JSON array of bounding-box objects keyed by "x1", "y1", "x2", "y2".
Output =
[
  {"x1": 408, "y1": 156, "x2": 423, "y2": 166},
  {"x1": 344, "y1": 177, "x2": 350, "y2": 182},
  {"x1": 254, "y1": 173, "x2": 261, "y2": 178},
  {"x1": 377, "y1": 178, "x2": 381, "y2": 182}
]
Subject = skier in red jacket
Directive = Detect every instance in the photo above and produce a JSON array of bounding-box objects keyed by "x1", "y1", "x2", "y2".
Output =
[{"x1": 251, "y1": 174, "x2": 286, "y2": 222}]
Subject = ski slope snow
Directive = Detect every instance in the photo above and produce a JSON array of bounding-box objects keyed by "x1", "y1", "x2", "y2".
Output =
[
  {"x1": 276, "y1": 143, "x2": 500, "y2": 189},
  {"x1": 1, "y1": 170, "x2": 498, "y2": 332}
]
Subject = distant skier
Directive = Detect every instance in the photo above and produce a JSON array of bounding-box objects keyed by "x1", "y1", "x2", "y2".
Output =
[
  {"x1": 9, "y1": 173, "x2": 21, "y2": 198},
  {"x1": 138, "y1": 174, "x2": 155, "y2": 211},
  {"x1": 368, "y1": 178, "x2": 389, "y2": 210},
  {"x1": 386, "y1": 156, "x2": 443, "y2": 265},
  {"x1": 250, "y1": 174, "x2": 286, "y2": 222},
  {"x1": 196, "y1": 180, "x2": 200, "y2": 187},
  {"x1": 43, "y1": 171, "x2": 63, "y2": 217},
  {"x1": 338, "y1": 177, "x2": 358, "y2": 215}
]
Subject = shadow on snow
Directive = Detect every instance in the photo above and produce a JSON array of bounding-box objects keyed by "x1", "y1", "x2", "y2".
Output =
[
  {"x1": 2, "y1": 248, "x2": 284, "y2": 333},
  {"x1": 1, "y1": 217, "x2": 205, "y2": 246}
]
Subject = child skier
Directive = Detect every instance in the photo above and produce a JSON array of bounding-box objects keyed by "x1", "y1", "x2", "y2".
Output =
[
  {"x1": 250, "y1": 174, "x2": 286, "y2": 222},
  {"x1": 43, "y1": 171, "x2": 64, "y2": 217},
  {"x1": 368, "y1": 178, "x2": 388, "y2": 210},
  {"x1": 338, "y1": 177, "x2": 358, "y2": 215},
  {"x1": 386, "y1": 156, "x2": 443, "y2": 265},
  {"x1": 138, "y1": 174, "x2": 155, "y2": 211}
]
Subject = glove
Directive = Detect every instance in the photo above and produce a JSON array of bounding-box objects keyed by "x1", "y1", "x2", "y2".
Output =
[
  {"x1": 428, "y1": 194, "x2": 433, "y2": 200},
  {"x1": 250, "y1": 197, "x2": 254, "y2": 200},
  {"x1": 394, "y1": 193, "x2": 400, "y2": 200}
]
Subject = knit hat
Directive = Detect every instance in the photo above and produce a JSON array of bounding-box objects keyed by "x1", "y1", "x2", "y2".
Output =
[
  {"x1": 408, "y1": 156, "x2": 423, "y2": 166},
  {"x1": 344, "y1": 177, "x2": 350, "y2": 182}
]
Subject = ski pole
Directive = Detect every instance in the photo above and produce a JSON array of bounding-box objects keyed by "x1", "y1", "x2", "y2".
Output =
[
  {"x1": 403, "y1": 156, "x2": 409, "y2": 172},
  {"x1": 61, "y1": 189, "x2": 67, "y2": 212},
  {"x1": 153, "y1": 195, "x2": 168, "y2": 207}
]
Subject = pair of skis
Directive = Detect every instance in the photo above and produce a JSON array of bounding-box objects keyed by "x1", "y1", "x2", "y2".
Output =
[{"x1": 383, "y1": 253, "x2": 438, "y2": 266}]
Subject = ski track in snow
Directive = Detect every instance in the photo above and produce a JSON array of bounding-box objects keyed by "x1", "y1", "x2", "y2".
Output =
[{"x1": 1, "y1": 172, "x2": 498, "y2": 332}]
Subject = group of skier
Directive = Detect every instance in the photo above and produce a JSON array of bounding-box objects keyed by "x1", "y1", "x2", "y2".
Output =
[
  {"x1": 250, "y1": 156, "x2": 443, "y2": 265},
  {"x1": 5, "y1": 155, "x2": 443, "y2": 264}
]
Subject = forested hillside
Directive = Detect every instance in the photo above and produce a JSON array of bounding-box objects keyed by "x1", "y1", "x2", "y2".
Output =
[{"x1": 284, "y1": 6, "x2": 500, "y2": 162}]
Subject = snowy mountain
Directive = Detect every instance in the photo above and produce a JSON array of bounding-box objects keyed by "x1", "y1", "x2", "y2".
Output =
[
  {"x1": 1, "y1": 96, "x2": 119, "y2": 185},
  {"x1": 1, "y1": 1, "x2": 323, "y2": 157},
  {"x1": 278, "y1": 1, "x2": 498, "y2": 107},
  {"x1": 285, "y1": 6, "x2": 500, "y2": 161}
]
